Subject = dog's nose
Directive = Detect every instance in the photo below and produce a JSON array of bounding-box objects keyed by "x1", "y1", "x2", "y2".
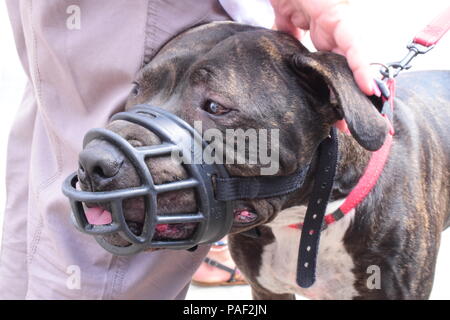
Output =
[{"x1": 78, "y1": 144, "x2": 124, "y2": 182}]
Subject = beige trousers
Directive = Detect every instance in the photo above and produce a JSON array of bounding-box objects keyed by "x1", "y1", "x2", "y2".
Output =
[{"x1": 0, "y1": 0, "x2": 246, "y2": 299}]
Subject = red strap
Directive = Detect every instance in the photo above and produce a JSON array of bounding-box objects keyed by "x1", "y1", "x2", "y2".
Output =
[
  {"x1": 414, "y1": 6, "x2": 450, "y2": 47},
  {"x1": 383, "y1": 78, "x2": 396, "y2": 135},
  {"x1": 324, "y1": 213, "x2": 336, "y2": 225},
  {"x1": 339, "y1": 129, "x2": 393, "y2": 214}
]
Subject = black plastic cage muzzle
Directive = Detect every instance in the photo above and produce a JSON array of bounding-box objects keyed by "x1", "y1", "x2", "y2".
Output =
[{"x1": 62, "y1": 105, "x2": 234, "y2": 255}]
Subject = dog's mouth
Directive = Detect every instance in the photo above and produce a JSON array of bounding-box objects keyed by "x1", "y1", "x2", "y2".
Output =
[
  {"x1": 233, "y1": 207, "x2": 258, "y2": 225},
  {"x1": 77, "y1": 118, "x2": 261, "y2": 249},
  {"x1": 83, "y1": 195, "x2": 199, "y2": 249},
  {"x1": 84, "y1": 206, "x2": 197, "y2": 239},
  {"x1": 83, "y1": 200, "x2": 259, "y2": 249}
]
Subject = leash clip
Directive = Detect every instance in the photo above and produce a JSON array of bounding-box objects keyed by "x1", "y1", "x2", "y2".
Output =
[{"x1": 380, "y1": 41, "x2": 435, "y2": 78}]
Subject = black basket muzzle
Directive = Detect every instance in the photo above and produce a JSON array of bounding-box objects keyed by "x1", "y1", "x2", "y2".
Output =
[{"x1": 62, "y1": 105, "x2": 234, "y2": 255}]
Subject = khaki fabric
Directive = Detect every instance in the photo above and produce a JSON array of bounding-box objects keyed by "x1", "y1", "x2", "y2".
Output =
[{"x1": 1, "y1": 0, "x2": 235, "y2": 299}]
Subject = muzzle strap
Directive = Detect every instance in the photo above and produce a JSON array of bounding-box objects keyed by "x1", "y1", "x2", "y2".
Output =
[{"x1": 214, "y1": 165, "x2": 310, "y2": 201}]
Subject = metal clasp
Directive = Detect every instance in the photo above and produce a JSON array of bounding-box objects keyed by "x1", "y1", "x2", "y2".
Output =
[{"x1": 380, "y1": 42, "x2": 435, "y2": 78}]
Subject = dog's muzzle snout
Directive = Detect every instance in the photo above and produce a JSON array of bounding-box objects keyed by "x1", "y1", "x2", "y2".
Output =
[{"x1": 78, "y1": 142, "x2": 124, "y2": 184}]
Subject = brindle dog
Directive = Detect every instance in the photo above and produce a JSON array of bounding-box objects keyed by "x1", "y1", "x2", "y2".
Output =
[{"x1": 77, "y1": 22, "x2": 450, "y2": 299}]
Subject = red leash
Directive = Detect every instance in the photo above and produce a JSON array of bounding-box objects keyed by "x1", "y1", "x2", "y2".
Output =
[
  {"x1": 381, "y1": 6, "x2": 450, "y2": 79},
  {"x1": 414, "y1": 6, "x2": 450, "y2": 47}
]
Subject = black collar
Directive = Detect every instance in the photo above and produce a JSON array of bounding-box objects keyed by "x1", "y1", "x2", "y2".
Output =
[{"x1": 296, "y1": 127, "x2": 338, "y2": 288}]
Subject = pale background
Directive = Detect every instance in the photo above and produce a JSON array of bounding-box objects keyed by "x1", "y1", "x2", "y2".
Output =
[{"x1": 0, "y1": 0, "x2": 449, "y2": 300}]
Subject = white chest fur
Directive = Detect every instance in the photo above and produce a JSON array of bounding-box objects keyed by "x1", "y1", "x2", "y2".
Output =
[{"x1": 256, "y1": 200, "x2": 358, "y2": 300}]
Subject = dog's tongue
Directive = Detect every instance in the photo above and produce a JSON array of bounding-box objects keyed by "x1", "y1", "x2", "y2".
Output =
[
  {"x1": 234, "y1": 209, "x2": 257, "y2": 223},
  {"x1": 85, "y1": 207, "x2": 112, "y2": 225}
]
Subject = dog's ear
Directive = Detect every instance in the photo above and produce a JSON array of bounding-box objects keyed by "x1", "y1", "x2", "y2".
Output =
[{"x1": 291, "y1": 51, "x2": 388, "y2": 151}]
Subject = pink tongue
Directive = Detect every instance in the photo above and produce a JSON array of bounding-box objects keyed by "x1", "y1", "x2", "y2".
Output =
[
  {"x1": 85, "y1": 207, "x2": 112, "y2": 225},
  {"x1": 234, "y1": 210, "x2": 257, "y2": 223},
  {"x1": 155, "y1": 224, "x2": 169, "y2": 233}
]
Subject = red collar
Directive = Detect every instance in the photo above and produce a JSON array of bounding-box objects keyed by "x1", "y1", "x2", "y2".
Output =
[{"x1": 289, "y1": 115, "x2": 394, "y2": 231}]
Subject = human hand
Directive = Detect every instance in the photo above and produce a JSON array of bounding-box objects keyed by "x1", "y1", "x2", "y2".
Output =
[{"x1": 269, "y1": 0, "x2": 377, "y2": 96}]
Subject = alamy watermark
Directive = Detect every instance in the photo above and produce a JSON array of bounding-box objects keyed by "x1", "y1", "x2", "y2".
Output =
[
  {"x1": 171, "y1": 121, "x2": 280, "y2": 175},
  {"x1": 66, "y1": 265, "x2": 81, "y2": 290},
  {"x1": 366, "y1": 265, "x2": 381, "y2": 290},
  {"x1": 66, "y1": 5, "x2": 81, "y2": 30}
]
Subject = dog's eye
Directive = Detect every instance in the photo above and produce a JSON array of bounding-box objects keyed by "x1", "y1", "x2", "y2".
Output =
[
  {"x1": 131, "y1": 82, "x2": 140, "y2": 96},
  {"x1": 203, "y1": 100, "x2": 230, "y2": 115}
]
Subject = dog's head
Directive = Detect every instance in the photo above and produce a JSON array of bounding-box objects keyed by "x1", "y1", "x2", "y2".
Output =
[{"x1": 77, "y1": 22, "x2": 388, "y2": 247}]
